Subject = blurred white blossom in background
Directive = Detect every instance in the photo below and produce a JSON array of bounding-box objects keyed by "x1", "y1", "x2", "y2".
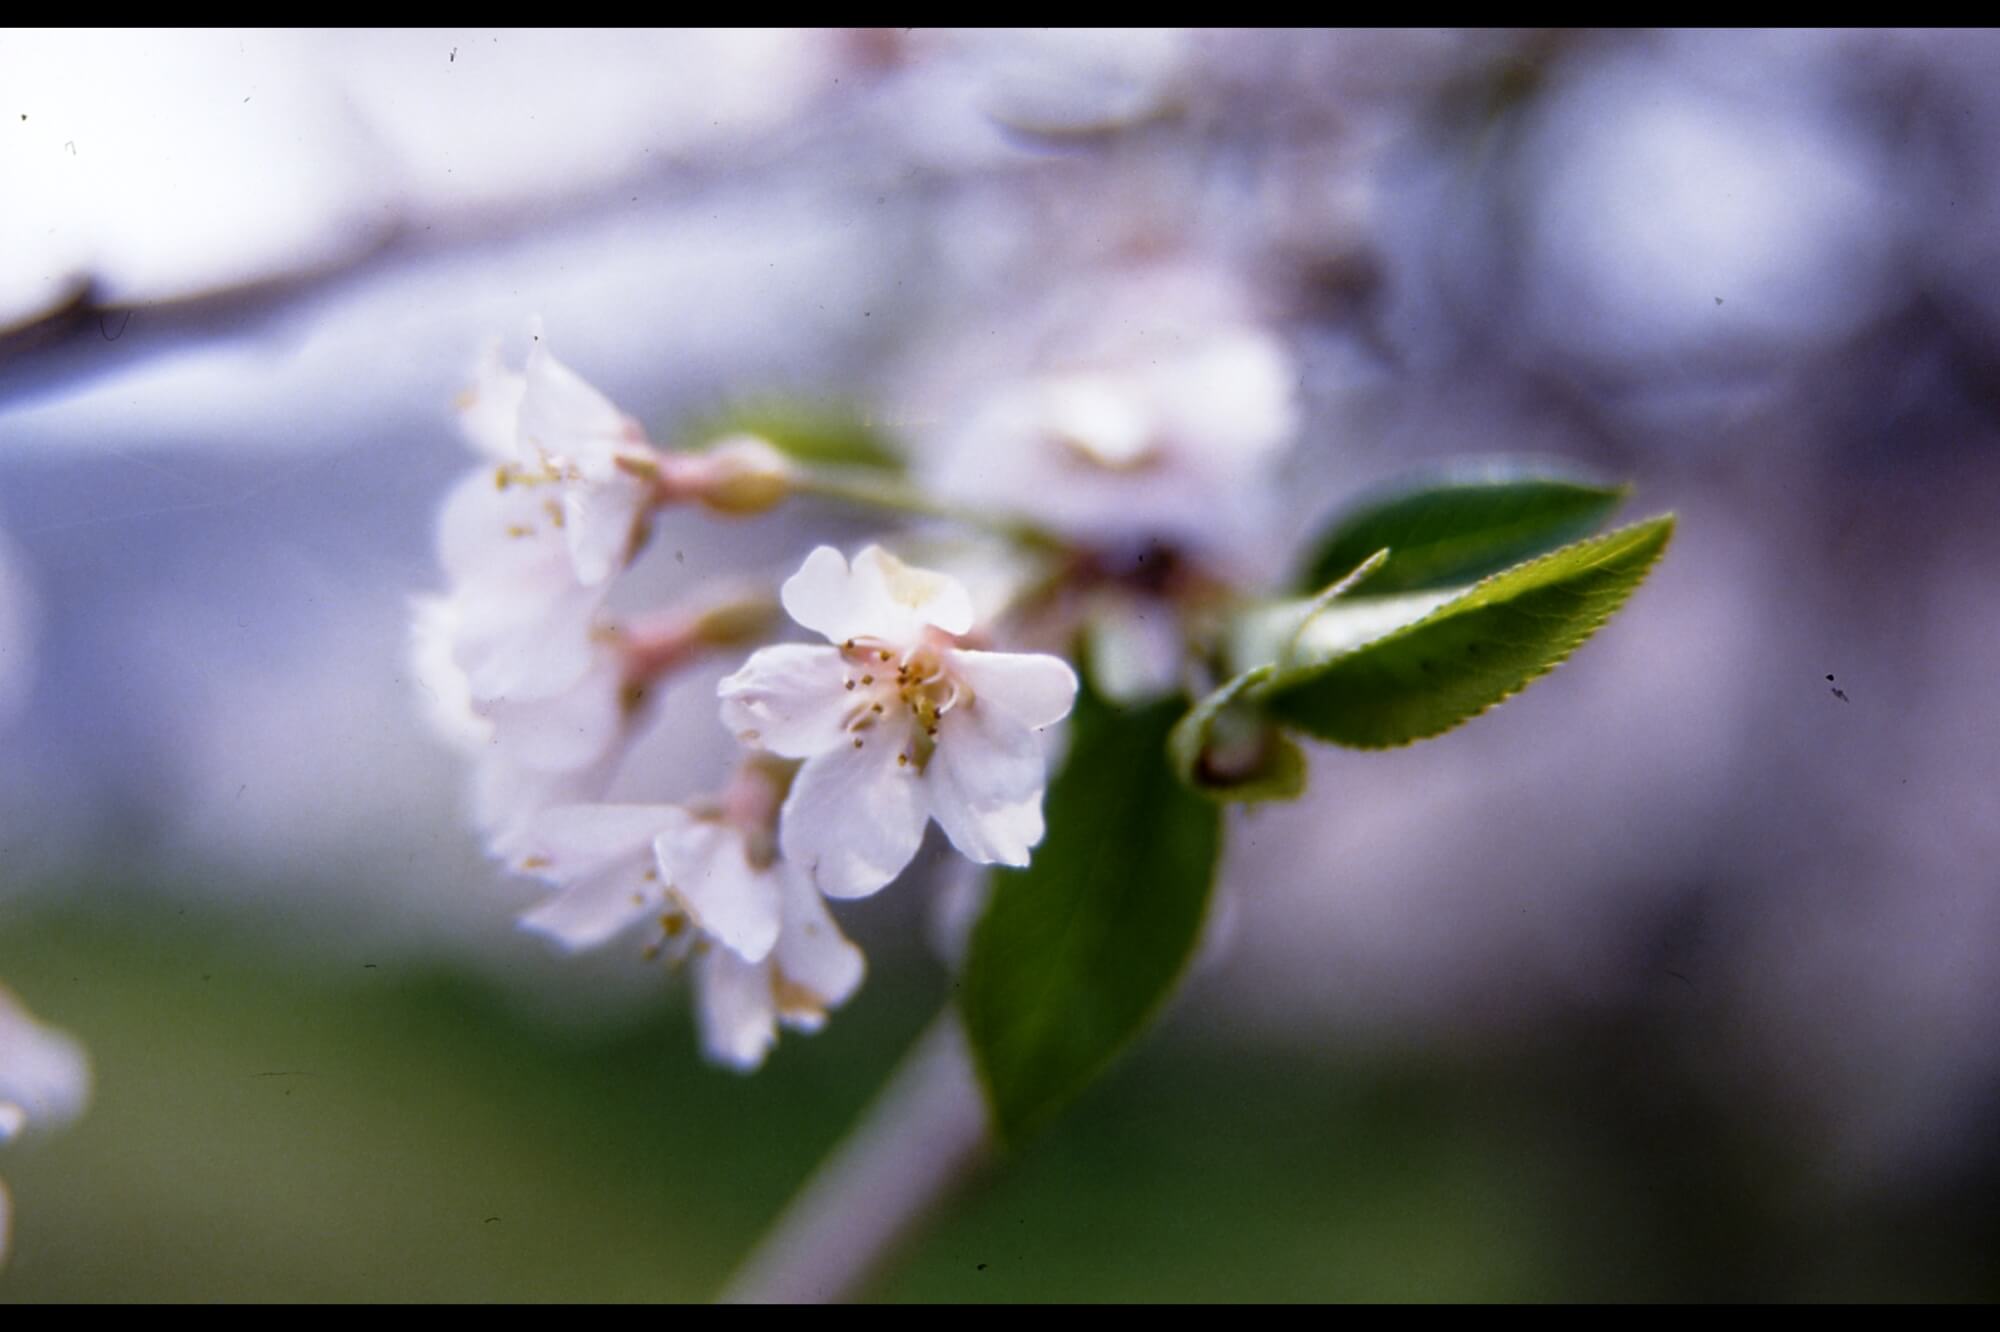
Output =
[{"x1": 0, "y1": 986, "x2": 88, "y2": 1267}]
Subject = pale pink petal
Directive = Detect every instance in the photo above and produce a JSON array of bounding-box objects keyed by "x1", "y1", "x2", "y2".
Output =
[
  {"x1": 1152, "y1": 330, "x2": 1297, "y2": 471},
  {"x1": 520, "y1": 335, "x2": 638, "y2": 476},
  {"x1": 716, "y1": 644, "x2": 850, "y2": 757},
  {"x1": 455, "y1": 342, "x2": 529, "y2": 463},
  {"x1": 510, "y1": 804, "x2": 681, "y2": 877},
  {"x1": 850, "y1": 545, "x2": 976, "y2": 639},
  {"x1": 0, "y1": 990, "x2": 89, "y2": 1132},
  {"x1": 655, "y1": 816, "x2": 783, "y2": 965},
  {"x1": 435, "y1": 468, "x2": 575, "y2": 597},
  {"x1": 518, "y1": 861, "x2": 657, "y2": 951},
  {"x1": 697, "y1": 949, "x2": 778, "y2": 1072},
  {"x1": 781, "y1": 545, "x2": 977, "y2": 645},
  {"x1": 479, "y1": 653, "x2": 623, "y2": 772},
  {"x1": 1041, "y1": 372, "x2": 1153, "y2": 467},
  {"x1": 474, "y1": 758, "x2": 618, "y2": 859},
  {"x1": 780, "y1": 740, "x2": 928, "y2": 898},
  {"x1": 408, "y1": 596, "x2": 493, "y2": 750},
  {"x1": 562, "y1": 476, "x2": 647, "y2": 587},
  {"x1": 947, "y1": 649, "x2": 1079, "y2": 730},
  {"x1": 779, "y1": 545, "x2": 874, "y2": 645},
  {"x1": 455, "y1": 585, "x2": 602, "y2": 704},
  {"x1": 925, "y1": 700, "x2": 1050, "y2": 868},
  {"x1": 0, "y1": 1176, "x2": 10, "y2": 1269},
  {"x1": 771, "y1": 869, "x2": 865, "y2": 1030}
]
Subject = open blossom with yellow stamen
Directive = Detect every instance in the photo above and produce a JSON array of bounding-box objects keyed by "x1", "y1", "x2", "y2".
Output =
[
  {"x1": 718, "y1": 545, "x2": 1079, "y2": 900},
  {"x1": 434, "y1": 330, "x2": 794, "y2": 711},
  {"x1": 449, "y1": 327, "x2": 663, "y2": 593}
]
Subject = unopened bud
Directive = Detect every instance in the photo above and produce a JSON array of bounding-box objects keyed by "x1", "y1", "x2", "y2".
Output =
[
  {"x1": 689, "y1": 435, "x2": 795, "y2": 515},
  {"x1": 692, "y1": 595, "x2": 779, "y2": 649}
]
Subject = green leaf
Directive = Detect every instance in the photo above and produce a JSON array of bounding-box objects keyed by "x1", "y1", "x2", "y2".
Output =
[
  {"x1": 1300, "y1": 463, "x2": 1629, "y2": 594},
  {"x1": 1257, "y1": 515, "x2": 1674, "y2": 749},
  {"x1": 961, "y1": 682, "x2": 1223, "y2": 1144},
  {"x1": 1168, "y1": 666, "x2": 1306, "y2": 804},
  {"x1": 679, "y1": 397, "x2": 904, "y2": 472}
]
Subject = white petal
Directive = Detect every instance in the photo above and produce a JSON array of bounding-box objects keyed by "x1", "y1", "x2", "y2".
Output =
[
  {"x1": 455, "y1": 585, "x2": 603, "y2": 704},
  {"x1": 780, "y1": 545, "x2": 975, "y2": 645},
  {"x1": 562, "y1": 475, "x2": 647, "y2": 587},
  {"x1": 716, "y1": 644, "x2": 850, "y2": 757},
  {"x1": 1041, "y1": 372, "x2": 1154, "y2": 467},
  {"x1": 947, "y1": 649, "x2": 1079, "y2": 730},
  {"x1": 655, "y1": 816, "x2": 783, "y2": 964},
  {"x1": 408, "y1": 597, "x2": 493, "y2": 750},
  {"x1": 520, "y1": 336, "x2": 640, "y2": 476},
  {"x1": 779, "y1": 739, "x2": 928, "y2": 898},
  {"x1": 1152, "y1": 330, "x2": 1297, "y2": 471},
  {"x1": 435, "y1": 468, "x2": 577, "y2": 599},
  {"x1": 478, "y1": 652, "x2": 623, "y2": 773},
  {"x1": 778, "y1": 545, "x2": 874, "y2": 645},
  {"x1": 455, "y1": 342, "x2": 529, "y2": 463},
  {"x1": 509, "y1": 803, "x2": 681, "y2": 878},
  {"x1": 0, "y1": 989, "x2": 89, "y2": 1132},
  {"x1": 473, "y1": 753, "x2": 620, "y2": 858},
  {"x1": 925, "y1": 697, "x2": 1050, "y2": 868},
  {"x1": 696, "y1": 949, "x2": 778, "y2": 1072},
  {"x1": 771, "y1": 868, "x2": 865, "y2": 1028},
  {"x1": 517, "y1": 861, "x2": 657, "y2": 952},
  {"x1": 851, "y1": 545, "x2": 975, "y2": 639}
]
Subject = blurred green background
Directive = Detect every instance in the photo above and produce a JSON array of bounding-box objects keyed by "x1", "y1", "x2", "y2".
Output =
[{"x1": 6, "y1": 883, "x2": 1993, "y2": 1302}]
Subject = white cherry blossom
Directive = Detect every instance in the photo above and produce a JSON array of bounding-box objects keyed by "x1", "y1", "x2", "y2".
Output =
[
  {"x1": 718, "y1": 545, "x2": 1079, "y2": 899},
  {"x1": 451, "y1": 330, "x2": 661, "y2": 594},
  {"x1": 428, "y1": 333, "x2": 660, "y2": 735},
  {"x1": 0, "y1": 985, "x2": 89, "y2": 1268},
  {"x1": 508, "y1": 798, "x2": 864, "y2": 1072},
  {"x1": 923, "y1": 271, "x2": 1299, "y2": 565},
  {"x1": 409, "y1": 595, "x2": 628, "y2": 858}
]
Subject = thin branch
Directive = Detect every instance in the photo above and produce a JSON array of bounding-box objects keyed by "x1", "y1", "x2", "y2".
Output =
[{"x1": 717, "y1": 1012, "x2": 993, "y2": 1304}]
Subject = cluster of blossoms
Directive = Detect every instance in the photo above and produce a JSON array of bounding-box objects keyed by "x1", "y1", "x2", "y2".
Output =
[
  {"x1": 415, "y1": 329, "x2": 1109, "y2": 1069},
  {"x1": 0, "y1": 985, "x2": 88, "y2": 1267},
  {"x1": 417, "y1": 272, "x2": 1294, "y2": 1069}
]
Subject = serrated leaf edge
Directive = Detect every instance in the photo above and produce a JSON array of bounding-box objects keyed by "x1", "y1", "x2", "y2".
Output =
[{"x1": 1258, "y1": 513, "x2": 1676, "y2": 751}]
